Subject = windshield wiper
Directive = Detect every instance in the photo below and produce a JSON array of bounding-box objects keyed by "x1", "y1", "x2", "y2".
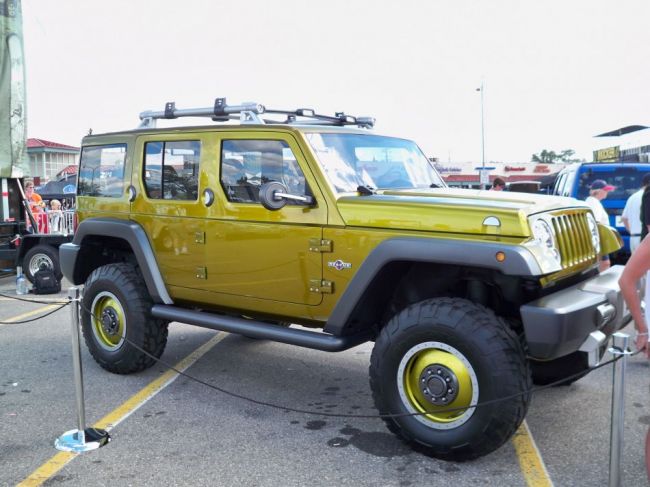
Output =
[
  {"x1": 357, "y1": 185, "x2": 375, "y2": 195},
  {"x1": 430, "y1": 183, "x2": 442, "y2": 188}
]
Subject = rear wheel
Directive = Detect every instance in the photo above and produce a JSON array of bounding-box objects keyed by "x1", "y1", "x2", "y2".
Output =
[
  {"x1": 82, "y1": 263, "x2": 168, "y2": 374},
  {"x1": 24, "y1": 244, "x2": 62, "y2": 283},
  {"x1": 370, "y1": 297, "x2": 531, "y2": 461}
]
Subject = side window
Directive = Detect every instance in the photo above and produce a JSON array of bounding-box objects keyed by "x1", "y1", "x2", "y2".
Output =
[
  {"x1": 563, "y1": 170, "x2": 576, "y2": 197},
  {"x1": 143, "y1": 141, "x2": 200, "y2": 200},
  {"x1": 553, "y1": 173, "x2": 566, "y2": 196},
  {"x1": 220, "y1": 139, "x2": 309, "y2": 204},
  {"x1": 78, "y1": 144, "x2": 127, "y2": 197}
]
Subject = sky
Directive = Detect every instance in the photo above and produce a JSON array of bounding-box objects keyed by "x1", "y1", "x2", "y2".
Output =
[{"x1": 20, "y1": 0, "x2": 650, "y2": 163}]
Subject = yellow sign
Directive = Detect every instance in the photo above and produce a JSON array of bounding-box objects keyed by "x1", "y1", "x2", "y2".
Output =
[{"x1": 594, "y1": 146, "x2": 619, "y2": 162}]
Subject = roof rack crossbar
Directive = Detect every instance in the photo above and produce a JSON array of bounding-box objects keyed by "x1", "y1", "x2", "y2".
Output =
[{"x1": 137, "y1": 98, "x2": 374, "y2": 129}]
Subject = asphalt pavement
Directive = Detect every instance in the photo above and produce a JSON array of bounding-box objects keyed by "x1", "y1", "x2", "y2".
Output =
[{"x1": 0, "y1": 275, "x2": 648, "y2": 486}]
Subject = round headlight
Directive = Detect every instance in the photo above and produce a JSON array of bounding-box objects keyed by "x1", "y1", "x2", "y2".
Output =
[
  {"x1": 532, "y1": 219, "x2": 553, "y2": 248},
  {"x1": 586, "y1": 213, "x2": 601, "y2": 252},
  {"x1": 532, "y1": 219, "x2": 561, "y2": 263}
]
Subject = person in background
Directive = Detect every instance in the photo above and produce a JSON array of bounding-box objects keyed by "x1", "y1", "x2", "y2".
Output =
[
  {"x1": 490, "y1": 177, "x2": 505, "y2": 191},
  {"x1": 585, "y1": 179, "x2": 615, "y2": 272},
  {"x1": 24, "y1": 180, "x2": 44, "y2": 214},
  {"x1": 48, "y1": 199, "x2": 63, "y2": 233},
  {"x1": 641, "y1": 174, "x2": 650, "y2": 242},
  {"x1": 622, "y1": 173, "x2": 650, "y2": 253},
  {"x1": 24, "y1": 180, "x2": 45, "y2": 232}
]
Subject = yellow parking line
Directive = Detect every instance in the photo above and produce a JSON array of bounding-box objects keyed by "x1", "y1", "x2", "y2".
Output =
[
  {"x1": 17, "y1": 332, "x2": 227, "y2": 487},
  {"x1": 513, "y1": 420, "x2": 554, "y2": 486},
  {"x1": 0, "y1": 304, "x2": 62, "y2": 326}
]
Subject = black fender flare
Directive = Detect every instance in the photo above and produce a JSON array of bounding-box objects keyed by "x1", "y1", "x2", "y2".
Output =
[
  {"x1": 59, "y1": 218, "x2": 173, "y2": 304},
  {"x1": 323, "y1": 237, "x2": 541, "y2": 336}
]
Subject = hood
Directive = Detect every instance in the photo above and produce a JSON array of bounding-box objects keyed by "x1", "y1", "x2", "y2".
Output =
[{"x1": 336, "y1": 188, "x2": 586, "y2": 237}]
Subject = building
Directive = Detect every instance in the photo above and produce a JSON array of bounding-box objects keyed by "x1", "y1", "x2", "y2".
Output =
[
  {"x1": 593, "y1": 125, "x2": 650, "y2": 162},
  {"x1": 27, "y1": 138, "x2": 80, "y2": 184},
  {"x1": 434, "y1": 161, "x2": 568, "y2": 190}
]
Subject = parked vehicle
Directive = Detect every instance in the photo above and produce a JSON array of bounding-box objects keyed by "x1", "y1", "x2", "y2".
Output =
[
  {"x1": 61, "y1": 99, "x2": 627, "y2": 461},
  {"x1": 553, "y1": 162, "x2": 650, "y2": 260},
  {"x1": 0, "y1": 178, "x2": 73, "y2": 282}
]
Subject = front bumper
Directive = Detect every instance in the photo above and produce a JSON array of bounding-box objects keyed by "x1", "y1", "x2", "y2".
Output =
[{"x1": 520, "y1": 265, "x2": 631, "y2": 360}]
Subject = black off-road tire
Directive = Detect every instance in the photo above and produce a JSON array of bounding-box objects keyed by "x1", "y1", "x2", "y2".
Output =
[
  {"x1": 81, "y1": 263, "x2": 168, "y2": 374},
  {"x1": 24, "y1": 244, "x2": 62, "y2": 283},
  {"x1": 369, "y1": 297, "x2": 531, "y2": 461}
]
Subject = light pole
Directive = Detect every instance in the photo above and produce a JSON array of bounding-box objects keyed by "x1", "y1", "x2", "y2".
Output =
[{"x1": 476, "y1": 83, "x2": 486, "y2": 189}]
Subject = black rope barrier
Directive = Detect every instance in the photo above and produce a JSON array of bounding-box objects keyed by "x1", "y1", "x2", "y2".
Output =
[
  {"x1": 0, "y1": 300, "x2": 70, "y2": 324},
  {"x1": 1, "y1": 290, "x2": 644, "y2": 420},
  {"x1": 122, "y1": 335, "x2": 634, "y2": 420},
  {"x1": 0, "y1": 291, "x2": 69, "y2": 306}
]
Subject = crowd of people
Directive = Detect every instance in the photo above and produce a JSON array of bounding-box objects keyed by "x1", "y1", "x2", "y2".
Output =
[{"x1": 23, "y1": 180, "x2": 72, "y2": 234}]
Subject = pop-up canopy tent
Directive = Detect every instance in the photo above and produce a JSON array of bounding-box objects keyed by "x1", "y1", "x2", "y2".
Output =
[{"x1": 36, "y1": 180, "x2": 76, "y2": 207}]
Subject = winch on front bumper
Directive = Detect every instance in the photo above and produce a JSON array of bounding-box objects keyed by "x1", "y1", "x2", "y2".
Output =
[{"x1": 520, "y1": 265, "x2": 631, "y2": 364}]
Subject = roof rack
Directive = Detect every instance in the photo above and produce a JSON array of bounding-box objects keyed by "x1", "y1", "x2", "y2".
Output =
[{"x1": 138, "y1": 98, "x2": 375, "y2": 129}]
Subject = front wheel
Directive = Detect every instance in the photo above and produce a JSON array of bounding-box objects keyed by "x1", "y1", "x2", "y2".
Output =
[
  {"x1": 82, "y1": 263, "x2": 168, "y2": 374},
  {"x1": 369, "y1": 297, "x2": 531, "y2": 461}
]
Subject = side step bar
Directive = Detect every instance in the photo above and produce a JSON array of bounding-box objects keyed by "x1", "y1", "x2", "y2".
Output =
[{"x1": 151, "y1": 305, "x2": 372, "y2": 352}]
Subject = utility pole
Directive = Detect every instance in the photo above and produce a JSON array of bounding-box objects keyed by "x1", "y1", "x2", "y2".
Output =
[{"x1": 476, "y1": 83, "x2": 486, "y2": 189}]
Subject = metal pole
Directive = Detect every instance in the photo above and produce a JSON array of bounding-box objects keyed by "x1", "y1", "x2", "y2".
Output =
[
  {"x1": 477, "y1": 83, "x2": 486, "y2": 189},
  {"x1": 481, "y1": 83, "x2": 485, "y2": 174},
  {"x1": 69, "y1": 287, "x2": 86, "y2": 443},
  {"x1": 609, "y1": 332, "x2": 631, "y2": 487},
  {"x1": 55, "y1": 287, "x2": 110, "y2": 452}
]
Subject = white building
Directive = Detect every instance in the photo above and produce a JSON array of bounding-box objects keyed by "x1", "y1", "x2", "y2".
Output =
[{"x1": 27, "y1": 138, "x2": 80, "y2": 184}]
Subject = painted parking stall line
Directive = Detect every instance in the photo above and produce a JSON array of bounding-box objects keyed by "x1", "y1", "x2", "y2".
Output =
[
  {"x1": 513, "y1": 420, "x2": 553, "y2": 487},
  {"x1": 17, "y1": 332, "x2": 228, "y2": 487},
  {"x1": 0, "y1": 304, "x2": 63, "y2": 326}
]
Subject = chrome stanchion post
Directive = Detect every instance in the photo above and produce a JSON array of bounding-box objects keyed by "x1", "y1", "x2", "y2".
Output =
[
  {"x1": 608, "y1": 332, "x2": 631, "y2": 487},
  {"x1": 55, "y1": 287, "x2": 110, "y2": 452}
]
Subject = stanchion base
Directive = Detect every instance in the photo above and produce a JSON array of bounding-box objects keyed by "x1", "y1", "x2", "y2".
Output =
[{"x1": 55, "y1": 428, "x2": 111, "y2": 453}]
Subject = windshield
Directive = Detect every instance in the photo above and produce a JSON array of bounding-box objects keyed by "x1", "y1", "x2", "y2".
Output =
[
  {"x1": 576, "y1": 166, "x2": 650, "y2": 200},
  {"x1": 305, "y1": 133, "x2": 445, "y2": 192}
]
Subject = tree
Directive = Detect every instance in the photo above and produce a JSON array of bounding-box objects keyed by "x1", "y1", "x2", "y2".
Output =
[{"x1": 531, "y1": 149, "x2": 582, "y2": 164}]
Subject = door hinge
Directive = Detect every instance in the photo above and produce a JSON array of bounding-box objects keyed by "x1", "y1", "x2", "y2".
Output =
[
  {"x1": 309, "y1": 279, "x2": 333, "y2": 294},
  {"x1": 309, "y1": 238, "x2": 333, "y2": 253},
  {"x1": 195, "y1": 267, "x2": 207, "y2": 279}
]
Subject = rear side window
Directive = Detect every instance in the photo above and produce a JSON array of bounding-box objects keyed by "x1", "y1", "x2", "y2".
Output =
[
  {"x1": 143, "y1": 141, "x2": 200, "y2": 200},
  {"x1": 78, "y1": 144, "x2": 127, "y2": 197}
]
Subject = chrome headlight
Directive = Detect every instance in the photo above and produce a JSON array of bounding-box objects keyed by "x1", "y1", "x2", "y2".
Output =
[
  {"x1": 531, "y1": 218, "x2": 561, "y2": 264},
  {"x1": 586, "y1": 213, "x2": 601, "y2": 253}
]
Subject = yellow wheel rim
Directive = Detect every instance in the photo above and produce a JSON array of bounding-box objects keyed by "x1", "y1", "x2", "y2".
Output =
[
  {"x1": 91, "y1": 291, "x2": 126, "y2": 351},
  {"x1": 398, "y1": 342, "x2": 478, "y2": 429}
]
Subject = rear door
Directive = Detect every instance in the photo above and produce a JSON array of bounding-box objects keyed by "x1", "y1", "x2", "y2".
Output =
[{"x1": 129, "y1": 132, "x2": 206, "y2": 289}]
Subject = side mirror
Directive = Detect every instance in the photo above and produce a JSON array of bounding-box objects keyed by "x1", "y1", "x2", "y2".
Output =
[
  {"x1": 259, "y1": 181, "x2": 314, "y2": 211},
  {"x1": 259, "y1": 182, "x2": 288, "y2": 211}
]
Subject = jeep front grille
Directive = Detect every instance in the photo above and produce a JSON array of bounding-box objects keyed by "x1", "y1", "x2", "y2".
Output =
[{"x1": 551, "y1": 211, "x2": 596, "y2": 268}]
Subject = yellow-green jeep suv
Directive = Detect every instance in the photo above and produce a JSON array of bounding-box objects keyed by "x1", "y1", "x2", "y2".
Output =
[{"x1": 61, "y1": 99, "x2": 628, "y2": 461}]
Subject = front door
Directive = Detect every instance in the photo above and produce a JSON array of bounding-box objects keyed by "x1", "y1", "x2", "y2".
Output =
[{"x1": 204, "y1": 132, "x2": 327, "y2": 307}]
